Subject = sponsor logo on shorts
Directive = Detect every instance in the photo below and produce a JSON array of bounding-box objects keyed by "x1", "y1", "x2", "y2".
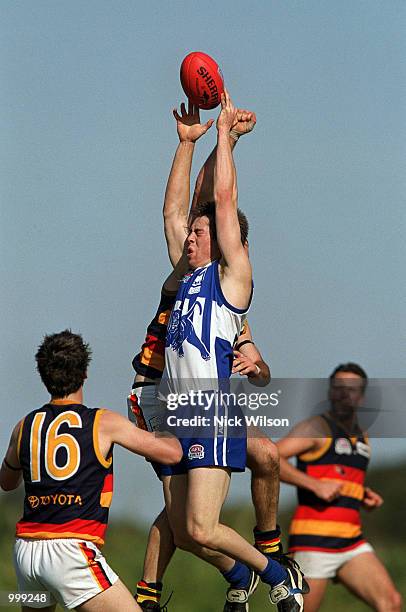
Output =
[
  {"x1": 188, "y1": 443, "x2": 205, "y2": 460},
  {"x1": 335, "y1": 437, "x2": 352, "y2": 455}
]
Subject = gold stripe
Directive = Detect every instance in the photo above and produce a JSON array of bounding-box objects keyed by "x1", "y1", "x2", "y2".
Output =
[
  {"x1": 323, "y1": 478, "x2": 364, "y2": 500},
  {"x1": 298, "y1": 437, "x2": 332, "y2": 462},
  {"x1": 79, "y1": 543, "x2": 104, "y2": 590},
  {"x1": 16, "y1": 418, "x2": 25, "y2": 462},
  {"x1": 93, "y1": 410, "x2": 112, "y2": 468},
  {"x1": 17, "y1": 531, "x2": 104, "y2": 546},
  {"x1": 290, "y1": 519, "x2": 361, "y2": 538},
  {"x1": 100, "y1": 492, "x2": 113, "y2": 508}
]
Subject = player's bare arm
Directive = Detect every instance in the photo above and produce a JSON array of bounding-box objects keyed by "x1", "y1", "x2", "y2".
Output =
[
  {"x1": 98, "y1": 410, "x2": 182, "y2": 465},
  {"x1": 191, "y1": 109, "x2": 256, "y2": 211},
  {"x1": 0, "y1": 421, "x2": 23, "y2": 491},
  {"x1": 164, "y1": 101, "x2": 213, "y2": 266},
  {"x1": 233, "y1": 322, "x2": 271, "y2": 386},
  {"x1": 214, "y1": 90, "x2": 252, "y2": 308},
  {"x1": 277, "y1": 417, "x2": 343, "y2": 502}
]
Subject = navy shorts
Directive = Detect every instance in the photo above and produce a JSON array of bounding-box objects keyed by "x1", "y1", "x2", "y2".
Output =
[{"x1": 154, "y1": 393, "x2": 247, "y2": 476}]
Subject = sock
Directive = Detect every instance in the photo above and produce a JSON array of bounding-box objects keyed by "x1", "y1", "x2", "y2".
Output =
[
  {"x1": 254, "y1": 524, "x2": 283, "y2": 556},
  {"x1": 221, "y1": 561, "x2": 251, "y2": 589},
  {"x1": 136, "y1": 580, "x2": 163, "y2": 604},
  {"x1": 259, "y1": 558, "x2": 287, "y2": 587}
]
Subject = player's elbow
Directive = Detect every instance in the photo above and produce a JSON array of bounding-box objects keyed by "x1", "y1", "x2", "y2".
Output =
[
  {"x1": 214, "y1": 187, "x2": 233, "y2": 208},
  {"x1": 159, "y1": 438, "x2": 183, "y2": 465},
  {"x1": 0, "y1": 476, "x2": 20, "y2": 491}
]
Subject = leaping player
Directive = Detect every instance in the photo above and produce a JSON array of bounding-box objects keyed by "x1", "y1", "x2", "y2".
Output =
[
  {"x1": 129, "y1": 100, "x2": 289, "y2": 611},
  {"x1": 139, "y1": 89, "x2": 307, "y2": 611}
]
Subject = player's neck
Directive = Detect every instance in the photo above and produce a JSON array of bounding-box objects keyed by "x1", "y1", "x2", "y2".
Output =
[
  {"x1": 50, "y1": 387, "x2": 83, "y2": 405},
  {"x1": 328, "y1": 409, "x2": 360, "y2": 435}
]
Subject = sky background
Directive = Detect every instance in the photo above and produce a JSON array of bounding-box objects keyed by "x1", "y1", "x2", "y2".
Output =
[{"x1": 1, "y1": 1, "x2": 405, "y2": 522}]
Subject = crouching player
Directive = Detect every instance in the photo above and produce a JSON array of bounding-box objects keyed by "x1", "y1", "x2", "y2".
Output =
[{"x1": 0, "y1": 330, "x2": 182, "y2": 612}]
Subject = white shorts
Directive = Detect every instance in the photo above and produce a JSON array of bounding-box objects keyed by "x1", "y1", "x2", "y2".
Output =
[
  {"x1": 128, "y1": 384, "x2": 165, "y2": 432},
  {"x1": 14, "y1": 538, "x2": 118, "y2": 609},
  {"x1": 293, "y1": 542, "x2": 374, "y2": 579}
]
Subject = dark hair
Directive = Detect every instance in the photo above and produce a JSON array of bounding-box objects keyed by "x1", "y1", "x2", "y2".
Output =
[
  {"x1": 191, "y1": 201, "x2": 249, "y2": 245},
  {"x1": 329, "y1": 362, "x2": 368, "y2": 391},
  {"x1": 35, "y1": 330, "x2": 92, "y2": 398}
]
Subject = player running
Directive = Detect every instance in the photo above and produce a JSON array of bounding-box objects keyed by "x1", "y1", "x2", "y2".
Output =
[
  {"x1": 152, "y1": 89, "x2": 306, "y2": 611},
  {"x1": 0, "y1": 330, "x2": 182, "y2": 612},
  {"x1": 277, "y1": 363, "x2": 402, "y2": 611}
]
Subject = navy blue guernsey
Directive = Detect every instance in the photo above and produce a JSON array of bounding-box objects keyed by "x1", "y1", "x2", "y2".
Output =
[{"x1": 16, "y1": 400, "x2": 113, "y2": 547}]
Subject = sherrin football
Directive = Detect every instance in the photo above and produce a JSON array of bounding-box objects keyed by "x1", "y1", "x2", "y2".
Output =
[{"x1": 180, "y1": 52, "x2": 224, "y2": 110}]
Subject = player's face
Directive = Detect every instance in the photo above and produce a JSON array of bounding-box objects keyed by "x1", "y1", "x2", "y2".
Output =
[
  {"x1": 186, "y1": 216, "x2": 220, "y2": 269},
  {"x1": 329, "y1": 372, "x2": 365, "y2": 419}
]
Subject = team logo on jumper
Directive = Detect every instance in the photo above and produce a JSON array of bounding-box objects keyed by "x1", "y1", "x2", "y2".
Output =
[
  {"x1": 188, "y1": 267, "x2": 208, "y2": 295},
  {"x1": 188, "y1": 444, "x2": 205, "y2": 460},
  {"x1": 167, "y1": 300, "x2": 210, "y2": 360},
  {"x1": 335, "y1": 438, "x2": 352, "y2": 455}
]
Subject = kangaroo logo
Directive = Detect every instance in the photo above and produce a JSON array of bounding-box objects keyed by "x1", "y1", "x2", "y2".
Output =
[{"x1": 167, "y1": 300, "x2": 210, "y2": 360}]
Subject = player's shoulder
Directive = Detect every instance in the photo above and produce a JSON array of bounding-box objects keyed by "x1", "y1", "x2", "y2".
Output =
[{"x1": 290, "y1": 414, "x2": 330, "y2": 438}]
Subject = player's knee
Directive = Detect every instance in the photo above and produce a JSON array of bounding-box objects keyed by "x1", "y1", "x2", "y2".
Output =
[
  {"x1": 171, "y1": 529, "x2": 194, "y2": 551},
  {"x1": 247, "y1": 438, "x2": 279, "y2": 476},
  {"x1": 153, "y1": 508, "x2": 168, "y2": 529},
  {"x1": 376, "y1": 586, "x2": 402, "y2": 611},
  {"x1": 387, "y1": 588, "x2": 402, "y2": 611},
  {"x1": 186, "y1": 520, "x2": 216, "y2": 549}
]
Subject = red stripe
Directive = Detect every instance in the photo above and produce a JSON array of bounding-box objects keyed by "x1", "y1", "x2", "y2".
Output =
[
  {"x1": 307, "y1": 464, "x2": 366, "y2": 484},
  {"x1": 290, "y1": 539, "x2": 367, "y2": 554},
  {"x1": 101, "y1": 474, "x2": 113, "y2": 493},
  {"x1": 81, "y1": 543, "x2": 111, "y2": 590},
  {"x1": 256, "y1": 537, "x2": 280, "y2": 545},
  {"x1": 293, "y1": 505, "x2": 361, "y2": 525},
  {"x1": 16, "y1": 518, "x2": 106, "y2": 538}
]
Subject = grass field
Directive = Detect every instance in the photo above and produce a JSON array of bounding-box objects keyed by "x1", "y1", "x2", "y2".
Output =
[{"x1": 1, "y1": 462, "x2": 405, "y2": 611}]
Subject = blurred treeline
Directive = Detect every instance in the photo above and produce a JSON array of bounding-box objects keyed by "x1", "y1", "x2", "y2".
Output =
[{"x1": 1, "y1": 462, "x2": 405, "y2": 611}]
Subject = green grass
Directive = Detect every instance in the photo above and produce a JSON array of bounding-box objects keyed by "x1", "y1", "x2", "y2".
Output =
[{"x1": 1, "y1": 463, "x2": 405, "y2": 611}]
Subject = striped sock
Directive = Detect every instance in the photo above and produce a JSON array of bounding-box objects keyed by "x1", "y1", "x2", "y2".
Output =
[
  {"x1": 136, "y1": 580, "x2": 163, "y2": 604},
  {"x1": 254, "y1": 525, "x2": 283, "y2": 556}
]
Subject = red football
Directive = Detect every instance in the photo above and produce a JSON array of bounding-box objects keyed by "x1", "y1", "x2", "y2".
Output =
[{"x1": 180, "y1": 52, "x2": 224, "y2": 110}]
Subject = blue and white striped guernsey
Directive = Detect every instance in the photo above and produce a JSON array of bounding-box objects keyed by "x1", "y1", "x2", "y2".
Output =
[{"x1": 161, "y1": 260, "x2": 251, "y2": 396}]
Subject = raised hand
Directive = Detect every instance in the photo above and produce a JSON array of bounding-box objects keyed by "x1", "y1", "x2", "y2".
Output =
[
  {"x1": 216, "y1": 88, "x2": 238, "y2": 133},
  {"x1": 173, "y1": 101, "x2": 214, "y2": 143},
  {"x1": 232, "y1": 109, "x2": 257, "y2": 137}
]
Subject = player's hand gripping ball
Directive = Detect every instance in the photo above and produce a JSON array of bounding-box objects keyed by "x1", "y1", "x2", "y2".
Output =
[{"x1": 180, "y1": 52, "x2": 224, "y2": 110}]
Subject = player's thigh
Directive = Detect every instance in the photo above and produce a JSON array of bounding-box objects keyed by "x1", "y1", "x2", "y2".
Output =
[
  {"x1": 162, "y1": 474, "x2": 188, "y2": 534},
  {"x1": 301, "y1": 579, "x2": 328, "y2": 612},
  {"x1": 186, "y1": 466, "x2": 231, "y2": 530},
  {"x1": 337, "y1": 551, "x2": 401, "y2": 610},
  {"x1": 75, "y1": 579, "x2": 141, "y2": 611}
]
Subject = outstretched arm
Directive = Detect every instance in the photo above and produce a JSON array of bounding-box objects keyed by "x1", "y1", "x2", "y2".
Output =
[
  {"x1": 99, "y1": 410, "x2": 182, "y2": 465},
  {"x1": 163, "y1": 101, "x2": 213, "y2": 267},
  {"x1": 214, "y1": 90, "x2": 252, "y2": 308},
  {"x1": 191, "y1": 109, "x2": 256, "y2": 212}
]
